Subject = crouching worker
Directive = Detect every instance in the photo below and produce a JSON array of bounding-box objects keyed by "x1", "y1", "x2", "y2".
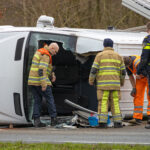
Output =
[
  {"x1": 89, "y1": 38, "x2": 126, "y2": 128},
  {"x1": 123, "y1": 55, "x2": 150, "y2": 125},
  {"x1": 28, "y1": 42, "x2": 59, "y2": 127}
]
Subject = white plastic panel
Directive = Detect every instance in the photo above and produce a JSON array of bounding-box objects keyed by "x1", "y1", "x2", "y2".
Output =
[
  {"x1": 76, "y1": 37, "x2": 103, "y2": 54},
  {"x1": 122, "y1": 0, "x2": 150, "y2": 19},
  {"x1": 117, "y1": 44, "x2": 143, "y2": 56}
]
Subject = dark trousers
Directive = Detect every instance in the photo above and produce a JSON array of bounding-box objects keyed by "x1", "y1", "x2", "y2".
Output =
[{"x1": 31, "y1": 85, "x2": 57, "y2": 118}]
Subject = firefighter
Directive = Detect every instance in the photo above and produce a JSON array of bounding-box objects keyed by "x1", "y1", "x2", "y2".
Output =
[
  {"x1": 28, "y1": 42, "x2": 59, "y2": 127},
  {"x1": 123, "y1": 55, "x2": 150, "y2": 125},
  {"x1": 137, "y1": 22, "x2": 150, "y2": 129},
  {"x1": 89, "y1": 38, "x2": 126, "y2": 128}
]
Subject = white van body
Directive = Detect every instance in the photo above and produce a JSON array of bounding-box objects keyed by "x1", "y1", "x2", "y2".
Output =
[{"x1": 0, "y1": 17, "x2": 147, "y2": 124}]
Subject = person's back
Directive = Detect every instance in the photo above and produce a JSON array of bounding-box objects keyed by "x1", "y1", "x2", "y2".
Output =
[
  {"x1": 89, "y1": 38, "x2": 126, "y2": 128},
  {"x1": 95, "y1": 47, "x2": 124, "y2": 90}
]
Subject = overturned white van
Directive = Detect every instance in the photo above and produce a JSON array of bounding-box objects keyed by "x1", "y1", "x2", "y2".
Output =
[{"x1": 0, "y1": 15, "x2": 147, "y2": 124}]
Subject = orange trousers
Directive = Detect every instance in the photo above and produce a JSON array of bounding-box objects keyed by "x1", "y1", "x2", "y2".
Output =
[{"x1": 133, "y1": 77, "x2": 150, "y2": 120}]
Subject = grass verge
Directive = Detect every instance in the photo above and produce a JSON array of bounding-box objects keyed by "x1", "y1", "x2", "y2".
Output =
[{"x1": 0, "y1": 142, "x2": 150, "y2": 150}]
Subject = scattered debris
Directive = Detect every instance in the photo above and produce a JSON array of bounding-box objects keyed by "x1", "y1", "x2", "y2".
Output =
[{"x1": 64, "y1": 99, "x2": 132, "y2": 128}]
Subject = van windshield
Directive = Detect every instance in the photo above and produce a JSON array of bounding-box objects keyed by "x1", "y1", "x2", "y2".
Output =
[{"x1": 29, "y1": 32, "x2": 76, "y2": 52}]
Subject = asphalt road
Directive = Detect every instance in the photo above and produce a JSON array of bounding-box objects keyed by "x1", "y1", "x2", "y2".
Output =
[{"x1": 0, "y1": 122, "x2": 150, "y2": 145}]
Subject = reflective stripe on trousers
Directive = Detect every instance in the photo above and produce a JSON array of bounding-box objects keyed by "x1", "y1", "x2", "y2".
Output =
[
  {"x1": 97, "y1": 90, "x2": 122, "y2": 123},
  {"x1": 133, "y1": 77, "x2": 150, "y2": 119}
]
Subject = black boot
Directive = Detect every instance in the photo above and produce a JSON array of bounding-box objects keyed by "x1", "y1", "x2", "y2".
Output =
[
  {"x1": 34, "y1": 118, "x2": 46, "y2": 127},
  {"x1": 129, "y1": 118, "x2": 142, "y2": 125},
  {"x1": 147, "y1": 115, "x2": 150, "y2": 124},
  {"x1": 99, "y1": 123, "x2": 107, "y2": 128},
  {"x1": 114, "y1": 122, "x2": 123, "y2": 128},
  {"x1": 145, "y1": 116, "x2": 150, "y2": 129},
  {"x1": 51, "y1": 117, "x2": 57, "y2": 126},
  {"x1": 145, "y1": 123, "x2": 150, "y2": 129}
]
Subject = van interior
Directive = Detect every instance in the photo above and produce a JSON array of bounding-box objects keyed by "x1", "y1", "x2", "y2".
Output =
[{"x1": 24, "y1": 32, "x2": 98, "y2": 121}]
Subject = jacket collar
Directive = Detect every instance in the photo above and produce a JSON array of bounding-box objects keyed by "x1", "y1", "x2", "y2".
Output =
[
  {"x1": 44, "y1": 45, "x2": 49, "y2": 51},
  {"x1": 44, "y1": 45, "x2": 52, "y2": 55},
  {"x1": 103, "y1": 47, "x2": 114, "y2": 51}
]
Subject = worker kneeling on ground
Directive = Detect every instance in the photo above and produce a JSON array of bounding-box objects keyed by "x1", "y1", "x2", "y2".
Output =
[
  {"x1": 124, "y1": 55, "x2": 150, "y2": 125},
  {"x1": 89, "y1": 38, "x2": 126, "y2": 128}
]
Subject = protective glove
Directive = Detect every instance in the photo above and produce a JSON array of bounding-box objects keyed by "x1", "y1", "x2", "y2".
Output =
[{"x1": 130, "y1": 88, "x2": 136, "y2": 97}]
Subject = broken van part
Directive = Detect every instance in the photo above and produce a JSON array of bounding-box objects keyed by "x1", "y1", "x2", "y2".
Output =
[
  {"x1": 0, "y1": 15, "x2": 148, "y2": 125},
  {"x1": 64, "y1": 99, "x2": 97, "y2": 127},
  {"x1": 64, "y1": 99, "x2": 97, "y2": 114}
]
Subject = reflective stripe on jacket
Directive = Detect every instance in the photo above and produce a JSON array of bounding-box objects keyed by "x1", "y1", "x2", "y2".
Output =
[
  {"x1": 28, "y1": 46, "x2": 53, "y2": 87},
  {"x1": 128, "y1": 55, "x2": 140, "y2": 75},
  {"x1": 137, "y1": 35, "x2": 150, "y2": 74},
  {"x1": 89, "y1": 47, "x2": 125, "y2": 90}
]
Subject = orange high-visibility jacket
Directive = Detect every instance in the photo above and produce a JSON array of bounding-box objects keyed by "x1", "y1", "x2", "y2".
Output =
[{"x1": 128, "y1": 55, "x2": 140, "y2": 75}]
